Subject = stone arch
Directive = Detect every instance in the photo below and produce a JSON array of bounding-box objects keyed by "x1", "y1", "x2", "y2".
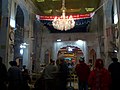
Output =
[
  {"x1": 14, "y1": 3, "x2": 31, "y2": 69},
  {"x1": 53, "y1": 41, "x2": 87, "y2": 61},
  {"x1": 57, "y1": 46, "x2": 84, "y2": 64},
  {"x1": 14, "y1": 5, "x2": 24, "y2": 66},
  {"x1": 15, "y1": 5, "x2": 24, "y2": 27},
  {"x1": 89, "y1": 49, "x2": 96, "y2": 66},
  {"x1": 15, "y1": 3, "x2": 30, "y2": 30}
]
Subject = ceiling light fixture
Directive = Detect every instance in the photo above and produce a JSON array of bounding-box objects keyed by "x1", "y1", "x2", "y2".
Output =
[
  {"x1": 37, "y1": 0, "x2": 44, "y2": 2},
  {"x1": 85, "y1": 8, "x2": 94, "y2": 12},
  {"x1": 57, "y1": 39, "x2": 61, "y2": 42},
  {"x1": 52, "y1": 0, "x2": 75, "y2": 31}
]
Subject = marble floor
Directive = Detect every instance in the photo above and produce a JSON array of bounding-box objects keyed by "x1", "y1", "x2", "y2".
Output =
[
  {"x1": 67, "y1": 81, "x2": 78, "y2": 90},
  {"x1": 30, "y1": 73, "x2": 79, "y2": 90}
]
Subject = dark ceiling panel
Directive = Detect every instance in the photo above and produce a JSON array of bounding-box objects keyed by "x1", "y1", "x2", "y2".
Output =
[
  {"x1": 32, "y1": 0, "x2": 100, "y2": 33},
  {"x1": 32, "y1": 0, "x2": 100, "y2": 15}
]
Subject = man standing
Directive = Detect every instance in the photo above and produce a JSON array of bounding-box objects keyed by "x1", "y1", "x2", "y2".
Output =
[
  {"x1": 43, "y1": 59, "x2": 57, "y2": 90},
  {"x1": 75, "y1": 57, "x2": 90, "y2": 90},
  {"x1": 0, "y1": 56, "x2": 7, "y2": 90},
  {"x1": 58, "y1": 58, "x2": 69, "y2": 90},
  {"x1": 8, "y1": 61, "x2": 23, "y2": 90},
  {"x1": 108, "y1": 58, "x2": 120, "y2": 90}
]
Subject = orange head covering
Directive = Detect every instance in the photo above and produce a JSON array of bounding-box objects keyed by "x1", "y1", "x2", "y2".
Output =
[{"x1": 95, "y1": 59, "x2": 104, "y2": 69}]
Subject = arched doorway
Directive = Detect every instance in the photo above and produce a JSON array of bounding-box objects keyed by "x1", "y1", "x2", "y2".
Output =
[
  {"x1": 57, "y1": 46, "x2": 83, "y2": 85},
  {"x1": 57, "y1": 46, "x2": 84, "y2": 65},
  {"x1": 89, "y1": 49, "x2": 96, "y2": 67},
  {"x1": 14, "y1": 5, "x2": 24, "y2": 67}
]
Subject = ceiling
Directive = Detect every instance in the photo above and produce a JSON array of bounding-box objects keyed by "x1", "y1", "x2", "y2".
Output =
[
  {"x1": 32, "y1": 0, "x2": 100, "y2": 16},
  {"x1": 32, "y1": 0, "x2": 100, "y2": 33}
]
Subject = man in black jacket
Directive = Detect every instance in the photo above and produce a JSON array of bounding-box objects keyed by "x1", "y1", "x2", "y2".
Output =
[
  {"x1": 0, "y1": 56, "x2": 7, "y2": 90},
  {"x1": 58, "y1": 58, "x2": 69, "y2": 90},
  {"x1": 108, "y1": 58, "x2": 120, "y2": 90}
]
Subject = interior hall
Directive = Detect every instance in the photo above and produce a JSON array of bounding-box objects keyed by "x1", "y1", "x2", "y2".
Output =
[{"x1": 0, "y1": 0, "x2": 120, "y2": 90}]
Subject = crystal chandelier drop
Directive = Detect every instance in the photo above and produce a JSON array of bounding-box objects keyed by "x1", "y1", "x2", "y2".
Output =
[{"x1": 52, "y1": 0, "x2": 75, "y2": 31}]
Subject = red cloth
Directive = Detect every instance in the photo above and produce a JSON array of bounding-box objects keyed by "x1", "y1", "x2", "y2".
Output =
[
  {"x1": 88, "y1": 68, "x2": 111, "y2": 90},
  {"x1": 75, "y1": 62, "x2": 90, "y2": 82}
]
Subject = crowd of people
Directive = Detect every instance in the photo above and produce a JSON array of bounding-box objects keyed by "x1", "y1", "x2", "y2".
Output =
[
  {"x1": 34, "y1": 58, "x2": 69, "y2": 90},
  {"x1": 0, "y1": 56, "x2": 31, "y2": 90},
  {"x1": 34, "y1": 56, "x2": 120, "y2": 90},
  {"x1": 75, "y1": 57, "x2": 120, "y2": 90},
  {"x1": 0, "y1": 55, "x2": 120, "y2": 90}
]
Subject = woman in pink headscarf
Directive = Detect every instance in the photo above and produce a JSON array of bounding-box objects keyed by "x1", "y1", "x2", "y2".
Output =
[{"x1": 88, "y1": 59, "x2": 111, "y2": 90}]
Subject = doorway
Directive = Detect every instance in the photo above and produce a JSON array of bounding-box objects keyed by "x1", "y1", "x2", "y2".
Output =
[
  {"x1": 57, "y1": 46, "x2": 83, "y2": 89},
  {"x1": 57, "y1": 46, "x2": 84, "y2": 65},
  {"x1": 89, "y1": 49, "x2": 96, "y2": 67},
  {"x1": 14, "y1": 5, "x2": 24, "y2": 67}
]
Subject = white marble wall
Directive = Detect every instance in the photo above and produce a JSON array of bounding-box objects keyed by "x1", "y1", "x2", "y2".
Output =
[
  {"x1": 53, "y1": 40, "x2": 86, "y2": 60},
  {"x1": 40, "y1": 33, "x2": 99, "y2": 64}
]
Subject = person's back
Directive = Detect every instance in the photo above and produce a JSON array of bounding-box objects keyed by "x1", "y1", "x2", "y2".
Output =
[
  {"x1": 75, "y1": 57, "x2": 90, "y2": 90},
  {"x1": 0, "y1": 57, "x2": 7, "y2": 90},
  {"x1": 8, "y1": 61, "x2": 23, "y2": 90},
  {"x1": 59, "y1": 60, "x2": 69, "y2": 79},
  {"x1": 108, "y1": 58, "x2": 120, "y2": 90},
  {"x1": 22, "y1": 69, "x2": 31, "y2": 90},
  {"x1": 75, "y1": 61, "x2": 90, "y2": 82},
  {"x1": 43, "y1": 59, "x2": 57, "y2": 90},
  {"x1": 58, "y1": 58, "x2": 69, "y2": 90},
  {"x1": 43, "y1": 60, "x2": 57, "y2": 79},
  {"x1": 88, "y1": 59, "x2": 111, "y2": 90}
]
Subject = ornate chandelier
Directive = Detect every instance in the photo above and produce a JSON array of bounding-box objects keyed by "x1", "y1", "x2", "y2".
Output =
[{"x1": 52, "y1": 0, "x2": 75, "y2": 31}]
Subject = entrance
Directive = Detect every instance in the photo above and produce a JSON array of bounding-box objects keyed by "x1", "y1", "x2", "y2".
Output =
[
  {"x1": 57, "y1": 46, "x2": 84, "y2": 65},
  {"x1": 14, "y1": 5, "x2": 24, "y2": 67},
  {"x1": 89, "y1": 49, "x2": 96, "y2": 68},
  {"x1": 57, "y1": 46, "x2": 83, "y2": 89}
]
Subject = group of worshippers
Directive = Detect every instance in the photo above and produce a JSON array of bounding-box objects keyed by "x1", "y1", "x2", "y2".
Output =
[
  {"x1": 34, "y1": 56, "x2": 120, "y2": 90},
  {"x1": 0, "y1": 56, "x2": 31, "y2": 90},
  {"x1": 75, "y1": 57, "x2": 120, "y2": 90},
  {"x1": 1, "y1": 55, "x2": 120, "y2": 90},
  {"x1": 34, "y1": 58, "x2": 69, "y2": 90}
]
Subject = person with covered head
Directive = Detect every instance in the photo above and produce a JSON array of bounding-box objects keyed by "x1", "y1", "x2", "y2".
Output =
[
  {"x1": 108, "y1": 57, "x2": 120, "y2": 90},
  {"x1": 88, "y1": 59, "x2": 111, "y2": 90},
  {"x1": 75, "y1": 57, "x2": 90, "y2": 90}
]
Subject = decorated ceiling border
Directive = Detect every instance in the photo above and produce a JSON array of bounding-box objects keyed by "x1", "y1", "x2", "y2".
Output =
[{"x1": 36, "y1": 12, "x2": 94, "y2": 20}]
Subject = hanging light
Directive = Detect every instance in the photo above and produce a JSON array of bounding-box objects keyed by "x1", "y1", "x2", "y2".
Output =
[{"x1": 52, "y1": 0, "x2": 75, "y2": 31}]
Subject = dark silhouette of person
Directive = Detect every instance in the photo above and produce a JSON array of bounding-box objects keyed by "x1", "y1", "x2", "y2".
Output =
[
  {"x1": 0, "y1": 56, "x2": 8, "y2": 90},
  {"x1": 8, "y1": 61, "x2": 23, "y2": 90},
  {"x1": 22, "y1": 65, "x2": 27, "y2": 71},
  {"x1": 34, "y1": 74, "x2": 45, "y2": 90},
  {"x1": 58, "y1": 58, "x2": 69, "y2": 90},
  {"x1": 88, "y1": 59, "x2": 111, "y2": 90},
  {"x1": 108, "y1": 58, "x2": 120, "y2": 90},
  {"x1": 75, "y1": 57, "x2": 90, "y2": 90},
  {"x1": 22, "y1": 67, "x2": 31, "y2": 90}
]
